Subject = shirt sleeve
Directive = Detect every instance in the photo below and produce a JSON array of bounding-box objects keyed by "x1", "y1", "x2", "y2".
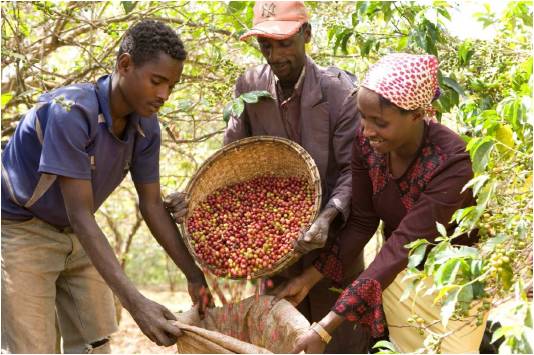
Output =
[
  {"x1": 331, "y1": 153, "x2": 474, "y2": 338},
  {"x1": 314, "y1": 138, "x2": 380, "y2": 283},
  {"x1": 223, "y1": 75, "x2": 251, "y2": 145},
  {"x1": 324, "y1": 91, "x2": 359, "y2": 222},
  {"x1": 38, "y1": 102, "x2": 92, "y2": 179},
  {"x1": 130, "y1": 119, "x2": 160, "y2": 184}
]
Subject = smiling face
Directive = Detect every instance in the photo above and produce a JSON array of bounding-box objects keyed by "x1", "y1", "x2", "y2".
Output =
[
  {"x1": 256, "y1": 24, "x2": 311, "y2": 84},
  {"x1": 357, "y1": 87, "x2": 423, "y2": 155},
  {"x1": 117, "y1": 51, "x2": 183, "y2": 117}
]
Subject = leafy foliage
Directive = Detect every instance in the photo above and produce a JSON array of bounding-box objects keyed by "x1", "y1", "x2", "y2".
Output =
[
  {"x1": 222, "y1": 90, "x2": 272, "y2": 123},
  {"x1": 1, "y1": 2, "x2": 532, "y2": 351}
]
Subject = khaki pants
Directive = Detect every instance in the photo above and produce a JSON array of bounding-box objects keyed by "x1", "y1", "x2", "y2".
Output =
[
  {"x1": 1, "y1": 218, "x2": 118, "y2": 353},
  {"x1": 383, "y1": 270, "x2": 488, "y2": 353}
]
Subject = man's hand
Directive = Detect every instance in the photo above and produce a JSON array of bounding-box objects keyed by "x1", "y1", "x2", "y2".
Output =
[
  {"x1": 273, "y1": 266, "x2": 323, "y2": 306},
  {"x1": 129, "y1": 295, "x2": 183, "y2": 347},
  {"x1": 188, "y1": 281, "x2": 215, "y2": 317},
  {"x1": 59, "y1": 177, "x2": 182, "y2": 347},
  {"x1": 292, "y1": 330, "x2": 326, "y2": 354},
  {"x1": 294, "y1": 218, "x2": 329, "y2": 254},
  {"x1": 163, "y1": 191, "x2": 189, "y2": 223},
  {"x1": 294, "y1": 207, "x2": 338, "y2": 254}
]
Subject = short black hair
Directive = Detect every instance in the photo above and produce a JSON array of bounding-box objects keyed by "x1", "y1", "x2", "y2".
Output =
[{"x1": 117, "y1": 20, "x2": 187, "y2": 66}]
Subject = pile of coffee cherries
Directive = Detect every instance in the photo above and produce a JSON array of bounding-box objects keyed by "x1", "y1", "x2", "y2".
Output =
[{"x1": 187, "y1": 176, "x2": 315, "y2": 278}]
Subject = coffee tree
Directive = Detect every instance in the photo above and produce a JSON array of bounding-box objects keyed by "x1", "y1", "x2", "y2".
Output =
[
  {"x1": 1, "y1": 1, "x2": 532, "y2": 352},
  {"x1": 315, "y1": 2, "x2": 532, "y2": 353}
]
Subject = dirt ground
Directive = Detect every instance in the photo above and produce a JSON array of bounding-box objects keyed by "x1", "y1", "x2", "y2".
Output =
[{"x1": 111, "y1": 286, "x2": 192, "y2": 354}]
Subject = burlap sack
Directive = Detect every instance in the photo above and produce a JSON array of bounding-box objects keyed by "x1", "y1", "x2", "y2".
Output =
[{"x1": 175, "y1": 295, "x2": 310, "y2": 354}]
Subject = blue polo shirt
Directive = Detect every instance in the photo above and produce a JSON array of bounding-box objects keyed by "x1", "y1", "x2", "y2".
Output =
[{"x1": 1, "y1": 75, "x2": 160, "y2": 227}]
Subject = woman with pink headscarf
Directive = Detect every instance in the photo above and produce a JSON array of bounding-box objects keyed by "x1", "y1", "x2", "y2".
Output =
[{"x1": 274, "y1": 53, "x2": 487, "y2": 353}]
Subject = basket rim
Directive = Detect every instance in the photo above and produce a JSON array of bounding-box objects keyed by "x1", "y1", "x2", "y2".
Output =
[{"x1": 179, "y1": 136, "x2": 323, "y2": 280}]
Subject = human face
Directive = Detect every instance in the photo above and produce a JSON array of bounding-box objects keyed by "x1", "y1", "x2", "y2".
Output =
[
  {"x1": 356, "y1": 87, "x2": 421, "y2": 155},
  {"x1": 257, "y1": 25, "x2": 311, "y2": 84},
  {"x1": 117, "y1": 51, "x2": 183, "y2": 117}
]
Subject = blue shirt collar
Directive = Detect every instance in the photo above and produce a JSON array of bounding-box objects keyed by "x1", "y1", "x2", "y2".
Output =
[{"x1": 95, "y1": 74, "x2": 141, "y2": 132}]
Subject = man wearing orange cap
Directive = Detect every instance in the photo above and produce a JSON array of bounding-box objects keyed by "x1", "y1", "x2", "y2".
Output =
[{"x1": 224, "y1": 1, "x2": 369, "y2": 353}]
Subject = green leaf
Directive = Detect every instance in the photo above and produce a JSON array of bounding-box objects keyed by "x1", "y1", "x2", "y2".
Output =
[
  {"x1": 175, "y1": 99, "x2": 194, "y2": 112},
  {"x1": 424, "y1": 242, "x2": 449, "y2": 274},
  {"x1": 457, "y1": 284, "x2": 474, "y2": 303},
  {"x1": 456, "y1": 246, "x2": 480, "y2": 259},
  {"x1": 441, "y1": 287, "x2": 460, "y2": 327},
  {"x1": 473, "y1": 281, "x2": 486, "y2": 298},
  {"x1": 240, "y1": 90, "x2": 272, "y2": 103},
  {"x1": 241, "y1": 92, "x2": 261, "y2": 104},
  {"x1": 360, "y1": 38, "x2": 374, "y2": 57},
  {"x1": 481, "y1": 234, "x2": 507, "y2": 254},
  {"x1": 466, "y1": 136, "x2": 482, "y2": 152},
  {"x1": 333, "y1": 29, "x2": 349, "y2": 55},
  {"x1": 396, "y1": 36, "x2": 408, "y2": 51},
  {"x1": 121, "y1": 1, "x2": 136, "y2": 14},
  {"x1": 328, "y1": 286, "x2": 344, "y2": 294},
  {"x1": 227, "y1": 1, "x2": 246, "y2": 13},
  {"x1": 495, "y1": 124, "x2": 515, "y2": 151},
  {"x1": 404, "y1": 238, "x2": 429, "y2": 250},
  {"x1": 381, "y1": 2, "x2": 392, "y2": 22},
  {"x1": 231, "y1": 98, "x2": 245, "y2": 117},
  {"x1": 400, "y1": 281, "x2": 415, "y2": 302},
  {"x1": 223, "y1": 102, "x2": 233, "y2": 124},
  {"x1": 525, "y1": 303, "x2": 532, "y2": 328},
  {"x1": 472, "y1": 140, "x2": 495, "y2": 173},
  {"x1": 458, "y1": 41, "x2": 474, "y2": 66},
  {"x1": 436, "y1": 222, "x2": 448, "y2": 237},
  {"x1": 436, "y1": 90, "x2": 452, "y2": 112},
  {"x1": 435, "y1": 259, "x2": 461, "y2": 286},
  {"x1": 408, "y1": 243, "x2": 428, "y2": 268},
  {"x1": 442, "y1": 76, "x2": 466, "y2": 97},
  {"x1": 372, "y1": 340, "x2": 397, "y2": 353},
  {"x1": 435, "y1": 284, "x2": 460, "y2": 303},
  {"x1": 351, "y1": 12, "x2": 358, "y2": 27},
  {"x1": 452, "y1": 206, "x2": 474, "y2": 224},
  {"x1": 519, "y1": 333, "x2": 534, "y2": 354},
  {"x1": 327, "y1": 27, "x2": 337, "y2": 44},
  {"x1": 340, "y1": 32, "x2": 353, "y2": 55},
  {"x1": 437, "y1": 7, "x2": 452, "y2": 20},
  {"x1": 491, "y1": 325, "x2": 514, "y2": 344},
  {"x1": 462, "y1": 174, "x2": 490, "y2": 196},
  {"x1": 500, "y1": 263, "x2": 514, "y2": 290},
  {"x1": 356, "y1": 1, "x2": 368, "y2": 16},
  {"x1": 1, "y1": 92, "x2": 13, "y2": 109}
]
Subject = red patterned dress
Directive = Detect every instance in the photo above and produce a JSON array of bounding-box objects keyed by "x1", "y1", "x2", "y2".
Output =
[{"x1": 313, "y1": 119, "x2": 477, "y2": 338}]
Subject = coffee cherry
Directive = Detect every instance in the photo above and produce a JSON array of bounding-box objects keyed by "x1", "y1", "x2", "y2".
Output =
[{"x1": 187, "y1": 176, "x2": 315, "y2": 278}]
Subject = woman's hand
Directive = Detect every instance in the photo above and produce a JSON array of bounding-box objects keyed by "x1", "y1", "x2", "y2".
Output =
[
  {"x1": 292, "y1": 330, "x2": 326, "y2": 354},
  {"x1": 293, "y1": 312, "x2": 346, "y2": 353},
  {"x1": 273, "y1": 266, "x2": 324, "y2": 306}
]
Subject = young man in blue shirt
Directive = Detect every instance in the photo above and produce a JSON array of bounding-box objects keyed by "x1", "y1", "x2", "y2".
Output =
[{"x1": 1, "y1": 20, "x2": 212, "y2": 353}]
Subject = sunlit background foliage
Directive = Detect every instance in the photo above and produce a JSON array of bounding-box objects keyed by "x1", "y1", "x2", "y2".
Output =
[{"x1": 1, "y1": 1, "x2": 532, "y2": 352}]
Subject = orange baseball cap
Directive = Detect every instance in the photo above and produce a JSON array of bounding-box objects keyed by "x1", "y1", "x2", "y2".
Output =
[{"x1": 239, "y1": 1, "x2": 309, "y2": 41}]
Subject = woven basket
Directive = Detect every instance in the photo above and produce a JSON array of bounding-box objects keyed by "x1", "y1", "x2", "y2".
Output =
[{"x1": 179, "y1": 136, "x2": 322, "y2": 279}]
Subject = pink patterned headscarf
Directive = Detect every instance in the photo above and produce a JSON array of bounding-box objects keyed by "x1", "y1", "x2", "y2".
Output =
[{"x1": 362, "y1": 53, "x2": 440, "y2": 111}]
